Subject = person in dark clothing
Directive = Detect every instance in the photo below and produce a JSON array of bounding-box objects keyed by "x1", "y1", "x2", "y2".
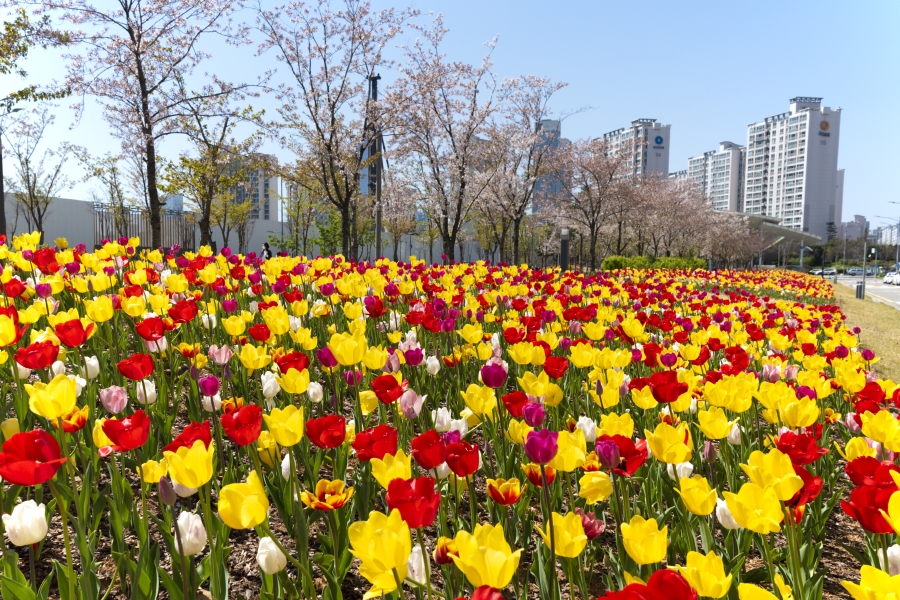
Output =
[{"x1": 262, "y1": 242, "x2": 273, "y2": 260}]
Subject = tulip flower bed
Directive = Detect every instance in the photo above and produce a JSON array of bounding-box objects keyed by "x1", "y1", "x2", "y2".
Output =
[{"x1": 0, "y1": 233, "x2": 891, "y2": 600}]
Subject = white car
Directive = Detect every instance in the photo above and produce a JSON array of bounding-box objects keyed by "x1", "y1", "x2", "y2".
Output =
[{"x1": 885, "y1": 272, "x2": 897, "y2": 284}]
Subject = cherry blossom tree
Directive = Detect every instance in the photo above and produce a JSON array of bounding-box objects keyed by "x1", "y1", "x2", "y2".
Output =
[
  {"x1": 389, "y1": 15, "x2": 505, "y2": 262},
  {"x1": 255, "y1": 0, "x2": 414, "y2": 259},
  {"x1": 35, "y1": 0, "x2": 248, "y2": 248}
]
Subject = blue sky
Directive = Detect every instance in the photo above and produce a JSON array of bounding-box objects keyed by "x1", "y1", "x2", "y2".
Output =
[{"x1": 3, "y1": 0, "x2": 898, "y2": 226}]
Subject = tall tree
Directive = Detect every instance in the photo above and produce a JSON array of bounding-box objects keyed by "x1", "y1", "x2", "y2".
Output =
[
  {"x1": 390, "y1": 15, "x2": 504, "y2": 262},
  {"x1": 2, "y1": 108, "x2": 71, "y2": 241},
  {"x1": 256, "y1": 0, "x2": 413, "y2": 259},
  {"x1": 39, "y1": 0, "x2": 246, "y2": 248}
]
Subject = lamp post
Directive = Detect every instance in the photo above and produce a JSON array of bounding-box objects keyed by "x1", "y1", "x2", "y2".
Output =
[{"x1": 0, "y1": 105, "x2": 24, "y2": 240}]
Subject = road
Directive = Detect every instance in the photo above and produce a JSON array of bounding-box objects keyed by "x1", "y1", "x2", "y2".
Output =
[{"x1": 833, "y1": 275, "x2": 900, "y2": 310}]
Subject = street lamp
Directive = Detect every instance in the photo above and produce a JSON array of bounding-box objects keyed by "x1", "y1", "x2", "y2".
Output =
[
  {"x1": 799, "y1": 246, "x2": 813, "y2": 269},
  {"x1": 0, "y1": 105, "x2": 23, "y2": 240}
]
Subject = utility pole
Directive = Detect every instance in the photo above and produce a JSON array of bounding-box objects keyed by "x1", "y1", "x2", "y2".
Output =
[
  {"x1": 368, "y1": 74, "x2": 382, "y2": 261},
  {"x1": 890, "y1": 200, "x2": 900, "y2": 271}
]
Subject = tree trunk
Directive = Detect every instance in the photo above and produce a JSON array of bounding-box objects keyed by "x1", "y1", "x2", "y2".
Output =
[
  {"x1": 392, "y1": 236, "x2": 399, "y2": 262},
  {"x1": 146, "y1": 137, "x2": 162, "y2": 249},
  {"x1": 512, "y1": 218, "x2": 522, "y2": 265},
  {"x1": 340, "y1": 203, "x2": 351, "y2": 258},
  {"x1": 442, "y1": 233, "x2": 454, "y2": 263},
  {"x1": 589, "y1": 226, "x2": 598, "y2": 271}
]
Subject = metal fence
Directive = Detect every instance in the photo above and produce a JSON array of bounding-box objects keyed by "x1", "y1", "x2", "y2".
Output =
[{"x1": 93, "y1": 204, "x2": 195, "y2": 251}]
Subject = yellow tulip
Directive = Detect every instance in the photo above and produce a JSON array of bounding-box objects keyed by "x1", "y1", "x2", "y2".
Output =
[
  {"x1": 620, "y1": 515, "x2": 668, "y2": 565},
  {"x1": 121, "y1": 296, "x2": 146, "y2": 318},
  {"x1": 578, "y1": 471, "x2": 613, "y2": 504},
  {"x1": 458, "y1": 323, "x2": 483, "y2": 345},
  {"x1": 222, "y1": 315, "x2": 247, "y2": 336},
  {"x1": 84, "y1": 296, "x2": 114, "y2": 322},
  {"x1": 779, "y1": 397, "x2": 819, "y2": 429},
  {"x1": 508, "y1": 342, "x2": 536, "y2": 365},
  {"x1": 371, "y1": 449, "x2": 412, "y2": 489},
  {"x1": 218, "y1": 471, "x2": 269, "y2": 529},
  {"x1": 275, "y1": 368, "x2": 310, "y2": 395},
  {"x1": 359, "y1": 390, "x2": 379, "y2": 416},
  {"x1": 862, "y1": 409, "x2": 900, "y2": 452},
  {"x1": 327, "y1": 332, "x2": 367, "y2": 366},
  {"x1": 842, "y1": 565, "x2": 900, "y2": 600},
  {"x1": 517, "y1": 370, "x2": 550, "y2": 397},
  {"x1": 1, "y1": 418, "x2": 20, "y2": 441},
  {"x1": 598, "y1": 412, "x2": 634, "y2": 438},
  {"x1": 723, "y1": 482, "x2": 783, "y2": 534},
  {"x1": 548, "y1": 429, "x2": 586, "y2": 472},
  {"x1": 262, "y1": 305, "x2": 291, "y2": 335},
  {"x1": 451, "y1": 523, "x2": 521, "y2": 589},
  {"x1": 739, "y1": 449, "x2": 803, "y2": 502},
  {"x1": 93, "y1": 418, "x2": 113, "y2": 448},
  {"x1": 698, "y1": 407, "x2": 738, "y2": 440},
  {"x1": 537, "y1": 512, "x2": 587, "y2": 558},
  {"x1": 675, "y1": 475, "x2": 717, "y2": 516},
  {"x1": 569, "y1": 343, "x2": 596, "y2": 369},
  {"x1": 460, "y1": 383, "x2": 497, "y2": 418},
  {"x1": 506, "y1": 419, "x2": 533, "y2": 445},
  {"x1": 256, "y1": 431, "x2": 280, "y2": 467},
  {"x1": 164, "y1": 440, "x2": 215, "y2": 489},
  {"x1": 362, "y1": 346, "x2": 388, "y2": 370},
  {"x1": 26, "y1": 374, "x2": 77, "y2": 420},
  {"x1": 738, "y1": 575, "x2": 793, "y2": 600},
  {"x1": 263, "y1": 406, "x2": 304, "y2": 447},
  {"x1": 675, "y1": 551, "x2": 733, "y2": 599},
  {"x1": 644, "y1": 422, "x2": 692, "y2": 464},
  {"x1": 348, "y1": 510, "x2": 411, "y2": 599},
  {"x1": 137, "y1": 458, "x2": 169, "y2": 484}
]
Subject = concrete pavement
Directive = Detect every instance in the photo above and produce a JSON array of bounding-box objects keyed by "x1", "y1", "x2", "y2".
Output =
[{"x1": 834, "y1": 275, "x2": 900, "y2": 310}]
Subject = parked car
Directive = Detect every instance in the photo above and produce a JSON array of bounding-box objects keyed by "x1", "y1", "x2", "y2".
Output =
[
  {"x1": 823, "y1": 268, "x2": 837, "y2": 276},
  {"x1": 847, "y1": 268, "x2": 864, "y2": 276},
  {"x1": 885, "y1": 272, "x2": 897, "y2": 284},
  {"x1": 810, "y1": 269, "x2": 823, "y2": 276}
]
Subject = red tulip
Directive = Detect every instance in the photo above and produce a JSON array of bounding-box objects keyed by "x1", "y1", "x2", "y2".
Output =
[
  {"x1": 842, "y1": 483, "x2": 897, "y2": 534},
  {"x1": 101, "y1": 410, "x2": 151, "y2": 455},
  {"x1": 385, "y1": 476, "x2": 441, "y2": 529},
  {"x1": 774, "y1": 431, "x2": 828, "y2": 466},
  {"x1": 135, "y1": 317, "x2": 166, "y2": 342},
  {"x1": 371, "y1": 374, "x2": 405, "y2": 404},
  {"x1": 275, "y1": 351, "x2": 310, "y2": 374},
  {"x1": 351, "y1": 424, "x2": 398, "y2": 462},
  {"x1": 168, "y1": 299, "x2": 199, "y2": 324},
  {"x1": 163, "y1": 421, "x2": 211, "y2": 453},
  {"x1": 55, "y1": 319, "x2": 95, "y2": 348},
  {"x1": 648, "y1": 370, "x2": 688, "y2": 404},
  {"x1": 542, "y1": 356, "x2": 569, "y2": 379},
  {"x1": 248, "y1": 323, "x2": 271, "y2": 342},
  {"x1": 306, "y1": 415, "x2": 346, "y2": 449},
  {"x1": 411, "y1": 429, "x2": 446, "y2": 470},
  {"x1": 598, "y1": 434, "x2": 647, "y2": 477},
  {"x1": 446, "y1": 440, "x2": 479, "y2": 478},
  {"x1": 221, "y1": 404, "x2": 263, "y2": 447},
  {"x1": 117, "y1": 353, "x2": 155, "y2": 381},
  {"x1": 0, "y1": 429, "x2": 67, "y2": 486},
  {"x1": 15, "y1": 340, "x2": 60, "y2": 370},
  {"x1": 501, "y1": 391, "x2": 528, "y2": 418},
  {"x1": 468, "y1": 587, "x2": 504, "y2": 600},
  {"x1": 601, "y1": 569, "x2": 697, "y2": 600},
  {"x1": 845, "y1": 457, "x2": 900, "y2": 489},
  {"x1": 787, "y1": 464, "x2": 823, "y2": 508}
]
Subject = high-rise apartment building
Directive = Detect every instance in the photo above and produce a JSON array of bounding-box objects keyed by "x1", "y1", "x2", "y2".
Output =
[
  {"x1": 601, "y1": 118, "x2": 670, "y2": 178},
  {"x1": 532, "y1": 119, "x2": 565, "y2": 215},
  {"x1": 742, "y1": 97, "x2": 841, "y2": 239},
  {"x1": 686, "y1": 141, "x2": 745, "y2": 212},
  {"x1": 233, "y1": 154, "x2": 280, "y2": 221}
]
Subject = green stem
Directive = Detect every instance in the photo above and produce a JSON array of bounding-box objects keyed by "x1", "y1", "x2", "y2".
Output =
[
  {"x1": 49, "y1": 481, "x2": 76, "y2": 600},
  {"x1": 417, "y1": 528, "x2": 433, "y2": 600}
]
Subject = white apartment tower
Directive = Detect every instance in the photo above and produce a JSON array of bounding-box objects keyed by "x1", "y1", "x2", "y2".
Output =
[
  {"x1": 742, "y1": 97, "x2": 842, "y2": 239},
  {"x1": 601, "y1": 118, "x2": 671, "y2": 178},
  {"x1": 687, "y1": 141, "x2": 745, "y2": 212}
]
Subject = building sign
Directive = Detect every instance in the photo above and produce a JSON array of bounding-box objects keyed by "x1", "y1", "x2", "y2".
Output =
[
  {"x1": 820, "y1": 121, "x2": 830, "y2": 131},
  {"x1": 653, "y1": 135, "x2": 665, "y2": 149}
]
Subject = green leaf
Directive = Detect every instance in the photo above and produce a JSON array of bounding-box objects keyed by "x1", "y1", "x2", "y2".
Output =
[{"x1": 0, "y1": 574, "x2": 37, "y2": 600}]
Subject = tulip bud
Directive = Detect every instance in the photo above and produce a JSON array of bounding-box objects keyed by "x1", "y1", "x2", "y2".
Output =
[
  {"x1": 594, "y1": 440, "x2": 621, "y2": 471},
  {"x1": 257, "y1": 537, "x2": 288, "y2": 574},
  {"x1": 174, "y1": 512, "x2": 207, "y2": 556},
  {"x1": 702, "y1": 441, "x2": 717, "y2": 464},
  {"x1": 726, "y1": 424, "x2": 742, "y2": 446},
  {"x1": 433, "y1": 536, "x2": 459, "y2": 565},
  {"x1": 2, "y1": 500, "x2": 48, "y2": 546},
  {"x1": 80, "y1": 355, "x2": 100, "y2": 380},
  {"x1": 172, "y1": 481, "x2": 198, "y2": 498},
  {"x1": 406, "y1": 545, "x2": 426, "y2": 585},
  {"x1": 425, "y1": 356, "x2": 441, "y2": 375},
  {"x1": 198, "y1": 376, "x2": 220, "y2": 398},
  {"x1": 879, "y1": 544, "x2": 900, "y2": 576},
  {"x1": 666, "y1": 461, "x2": 693, "y2": 481},
  {"x1": 522, "y1": 402, "x2": 546, "y2": 428},
  {"x1": 136, "y1": 380, "x2": 158, "y2": 405},
  {"x1": 1, "y1": 418, "x2": 20, "y2": 442},
  {"x1": 261, "y1": 372, "x2": 281, "y2": 400},
  {"x1": 159, "y1": 477, "x2": 177, "y2": 506}
]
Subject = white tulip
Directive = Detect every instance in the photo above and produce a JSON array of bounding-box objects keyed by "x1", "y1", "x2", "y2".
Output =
[
  {"x1": 406, "y1": 545, "x2": 426, "y2": 585},
  {"x1": 15, "y1": 363, "x2": 31, "y2": 380},
  {"x1": 575, "y1": 416, "x2": 598, "y2": 443},
  {"x1": 432, "y1": 407, "x2": 452, "y2": 432},
  {"x1": 200, "y1": 314, "x2": 217, "y2": 330},
  {"x1": 727, "y1": 424, "x2": 742, "y2": 446},
  {"x1": 716, "y1": 498, "x2": 740, "y2": 530},
  {"x1": 425, "y1": 356, "x2": 441, "y2": 376},
  {"x1": 136, "y1": 380, "x2": 157, "y2": 405},
  {"x1": 307, "y1": 381, "x2": 324, "y2": 403},
  {"x1": 666, "y1": 461, "x2": 693, "y2": 481},
  {"x1": 51, "y1": 360, "x2": 67, "y2": 377},
  {"x1": 261, "y1": 371, "x2": 281, "y2": 400},
  {"x1": 174, "y1": 512, "x2": 207, "y2": 556},
  {"x1": 201, "y1": 393, "x2": 222, "y2": 412},
  {"x1": 2, "y1": 501, "x2": 48, "y2": 546},
  {"x1": 434, "y1": 462, "x2": 451, "y2": 480},
  {"x1": 172, "y1": 481, "x2": 198, "y2": 498},
  {"x1": 879, "y1": 544, "x2": 900, "y2": 576},
  {"x1": 80, "y1": 355, "x2": 100, "y2": 380},
  {"x1": 257, "y1": 537, "x2": 287, "y2": 575},
  {"x1": 68, "y1": 375, "x2": 87, "y2": 397},
  {"x1": 281, "y1": 454, "x2": 292, "y2": 480},
  {"x1": 145, "y1": 336, "x2": 167, "y2": 353},
  {"x1": 448, "y1": 418, "x2": 468, "y2": 438}
]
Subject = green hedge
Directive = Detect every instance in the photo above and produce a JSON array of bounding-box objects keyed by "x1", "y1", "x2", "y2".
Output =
[{"x1": 601, "y1": 255, "x2": 707, "y2": 270}]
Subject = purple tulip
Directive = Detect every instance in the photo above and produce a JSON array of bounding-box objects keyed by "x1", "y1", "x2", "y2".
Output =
[
  {"x1": 631, "y1": 348, "x2": 643, "y2": 363},
  {"x1": 248, "y1": 270, "x2": 262, "y2": 285},
  {"x1": 65, "y1": 262, "x2": 80, "y2": 274},
  {"x1": 594, "y1": 439, "x2": 621, "y2": 471},
  {"x1": 222, "y1": 299, "x2": 238, "y2": 313},
  {"x1": 702, "y1": 440, "x2": 717, "y2": 464},
  {"x1": 75, "y1": 244, "x2": 87, "y2": 253},
  {"x1": 443, "y1": 430, "x2": 462, "y2": 445},
  {"x1": 862, "y1": 349, "x2": 875, "y2": 361},
  {"x1": 271, "y1": 280, "x2": 286, "y2": 294},
  {"x1": 524, "y1": 429, "x2": 558, "y2": 465},
  {"x1": 198, "y1": 376, "x2": 220, "y2": 397},
  {"x1": 34, "y1": 283, "x2": 52, "y2": 299},
  {"x1": 342, "y1": 370, "x2": 363, "y2": 387},
  {"x1": 659, "y1": 353, "x2": 677, "y2": 368},
  {"x1": 480, "y1": 363, "x2": 507, "y2": 389},
  {"x1": 834, "y1": 345, "x2": 849, "y2": 359},
  {"x1": 404, "y1": 347, "x2": 424, "y2": 367},
  {"x1": 319, "y1": 282, "x2": 335, "y2": 296},
  {"x1": 522, "y1": 402, "x2": 546, "y2": 428},
  {"x1": 794, "y1": 386, "x2": 816, "y2": 401},
  {"x1": 317, "y1": 347, "x2": 338, "y2": 368}
]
